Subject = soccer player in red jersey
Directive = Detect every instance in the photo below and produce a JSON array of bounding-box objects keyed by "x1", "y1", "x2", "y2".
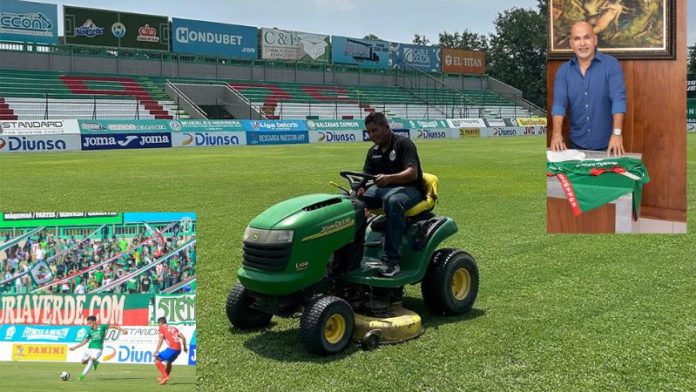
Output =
[{"x1": 153, "y1": 317, "x2": 188, "y2": 385}]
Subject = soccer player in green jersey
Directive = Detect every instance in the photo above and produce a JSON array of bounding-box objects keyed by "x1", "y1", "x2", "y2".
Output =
[{"x1": 69, "y1": 315, "x2": 129, "y2": 380}]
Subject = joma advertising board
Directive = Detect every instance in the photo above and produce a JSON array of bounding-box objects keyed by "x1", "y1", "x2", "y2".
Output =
[{"x1": 80, "y1": 132, "x2": 172, "y2": 150}]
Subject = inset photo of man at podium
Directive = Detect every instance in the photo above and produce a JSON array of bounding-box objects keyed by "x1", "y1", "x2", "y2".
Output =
[{"x1": 546, "y1": 18, "x2": 687, "y2": 234}]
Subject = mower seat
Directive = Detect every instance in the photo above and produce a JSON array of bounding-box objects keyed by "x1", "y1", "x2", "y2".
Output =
[{"x1": 368, "y1": 172, "x2": 439, "y2": 218}]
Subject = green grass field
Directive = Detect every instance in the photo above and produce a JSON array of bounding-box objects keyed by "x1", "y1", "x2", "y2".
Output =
[
  {"x1": 1, "y1": 135, "x2": 695, "y2": 391},
  {"x1": 0, "y1": 362, "x2": 195, "y2": 392}
]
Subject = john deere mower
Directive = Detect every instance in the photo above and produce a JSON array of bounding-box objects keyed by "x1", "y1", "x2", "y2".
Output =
[{"x1": 226, "y1": 171, "x2": 479, "y2": 355}]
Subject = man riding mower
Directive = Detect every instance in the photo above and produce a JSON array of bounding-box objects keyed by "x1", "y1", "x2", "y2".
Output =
[{"x1": 226, "y1": 169, "x2": 479, "y2": 355}]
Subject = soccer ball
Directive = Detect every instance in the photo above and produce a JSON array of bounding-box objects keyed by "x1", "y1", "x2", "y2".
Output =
[
  {"x1": 111, "y1": 22, "x2": 126, "y2": 38},
  {"x1": 60, "y1": 371, "x2": 70, "y2": 381}
]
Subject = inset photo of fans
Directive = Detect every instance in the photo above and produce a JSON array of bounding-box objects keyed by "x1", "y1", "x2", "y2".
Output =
[{"x1": 0, "y1": 212, "x2": 196, "y2": 390}]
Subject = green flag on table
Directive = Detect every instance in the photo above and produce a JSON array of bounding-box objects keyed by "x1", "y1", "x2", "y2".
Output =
[{"x1": 547, "y1": 157, "x2": 650, "y2": 218}]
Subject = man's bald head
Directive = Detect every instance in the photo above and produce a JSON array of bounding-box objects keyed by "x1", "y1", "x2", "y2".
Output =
[{"x1": 571, "y1": 21, "x2": 595, "y2": 37}]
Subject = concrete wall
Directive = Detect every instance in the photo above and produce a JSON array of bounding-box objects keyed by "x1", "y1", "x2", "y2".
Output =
[{"x1": 0, "y1": 51, "x2": 410, "y2": 88}]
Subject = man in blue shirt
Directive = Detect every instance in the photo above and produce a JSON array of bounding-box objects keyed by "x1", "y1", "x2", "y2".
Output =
[{"x1": 550, "y1": 21, "x2": 627, "y2": 156}]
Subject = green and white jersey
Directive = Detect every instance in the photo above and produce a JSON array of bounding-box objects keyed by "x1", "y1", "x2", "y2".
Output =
[
  {"x1": 547, "y1": 157, "x2": 650, "y2": 217},
  {"x1": 87, "y1": 324, "x2": 109, "y2": 349}
]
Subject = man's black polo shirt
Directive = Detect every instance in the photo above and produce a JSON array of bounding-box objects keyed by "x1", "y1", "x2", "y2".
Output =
[{"x1": 363, "y1": 131, "x2": 425, "y2": 195}]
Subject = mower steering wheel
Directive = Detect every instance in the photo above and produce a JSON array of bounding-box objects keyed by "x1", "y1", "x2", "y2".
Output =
[{"x1": 339, "y1": 171, "x2": 376, "y2": 192}]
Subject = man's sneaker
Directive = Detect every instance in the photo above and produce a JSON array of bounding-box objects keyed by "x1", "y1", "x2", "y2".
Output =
[
  {"x1": 78, "y1": 375, "x2": 85, "y2": 381},
  {"x1": 159, "y1": 376, "x2": 170, "y2": 385},
  {"x1": 93, "y1": 360, "x2": 99, "y2": 371},
  {"x1": 379, "y1": 259, "x2": 400, "y2": 277}
]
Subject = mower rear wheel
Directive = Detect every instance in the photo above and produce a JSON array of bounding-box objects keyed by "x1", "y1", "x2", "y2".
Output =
[
  {"x1": 422, "y1": 248, "x2": 479, "y2": 315},
  {"x1": 299, "y1": 296, "x2": 354, "y2": 355},
  {"x1": 226, "y1": 283, "x2": 272, "y2": 329}
]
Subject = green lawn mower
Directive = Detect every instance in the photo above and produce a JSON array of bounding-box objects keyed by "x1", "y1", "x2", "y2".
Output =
[{"x1": 226, "y1": 171, "x2": 479, "y2": 355}]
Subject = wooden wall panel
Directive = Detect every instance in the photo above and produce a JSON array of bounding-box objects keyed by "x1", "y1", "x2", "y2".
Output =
[
  {"x1": 547, "y1": 198, "x2": 615, "y2": 233},
  {"x1": 546, "y1": 1, "x2": 687, "y2": 222}
]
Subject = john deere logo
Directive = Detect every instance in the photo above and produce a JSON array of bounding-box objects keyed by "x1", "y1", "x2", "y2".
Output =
[
  {"x1": 302, "y1": 217, "x2": 354, "y2": 242},
  {"x1": 252, "y1": 233, "x2": 259, "y2": 240}
]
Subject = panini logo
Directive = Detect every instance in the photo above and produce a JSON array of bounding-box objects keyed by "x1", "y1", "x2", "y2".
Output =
[
  {"x1": 12, "y1": 344, "x2": 67, "y2": 361},
  {"x1": 459, "y1": 128, "x2": 480, "y2": 137}
]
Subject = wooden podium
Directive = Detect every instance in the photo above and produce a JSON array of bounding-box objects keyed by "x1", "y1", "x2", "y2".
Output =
[{"x1": 547, "y1": 151, "x2": 641, "y2": 234}]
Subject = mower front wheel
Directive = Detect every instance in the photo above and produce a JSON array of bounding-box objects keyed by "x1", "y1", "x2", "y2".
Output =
[
  {"x1": 299, "y1": 296, "x2": 354, "y2": 355},
  {"x1": 226, "y1": 283, "x2": 273, "y2": 329},
  {"x1": 422, "y1": 248, "x2": 479, "y2": 315}
]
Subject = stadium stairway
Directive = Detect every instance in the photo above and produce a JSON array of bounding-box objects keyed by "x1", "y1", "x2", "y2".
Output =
[{"x1": 0, "y1": 97, "x2": 18, "y2": 120}]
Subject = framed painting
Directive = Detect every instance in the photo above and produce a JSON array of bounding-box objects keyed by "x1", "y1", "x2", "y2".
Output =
[{"x1": 548, "y1": 0, "x2": 676, "y2": 60}]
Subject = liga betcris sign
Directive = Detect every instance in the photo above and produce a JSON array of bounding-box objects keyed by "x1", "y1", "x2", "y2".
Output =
[{"x1": 441, "y1": 48, "x2": 485, "y2": 75}]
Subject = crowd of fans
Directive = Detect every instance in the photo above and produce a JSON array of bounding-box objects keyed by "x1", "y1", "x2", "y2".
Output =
[{"x1": 1, "y1": 229, "x2": 196, "y2": 295}]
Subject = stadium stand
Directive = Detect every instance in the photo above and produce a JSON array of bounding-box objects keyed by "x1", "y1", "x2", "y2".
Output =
[
  {"x1": 0, "y1": 68, "x2": 536, "y2": 121},
  {"x1": 1, "y1": 225, "x2": 196, "y2": 295},
  {"x1": 224, "y1": 81, "x2": 533, "y2": 120}
]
